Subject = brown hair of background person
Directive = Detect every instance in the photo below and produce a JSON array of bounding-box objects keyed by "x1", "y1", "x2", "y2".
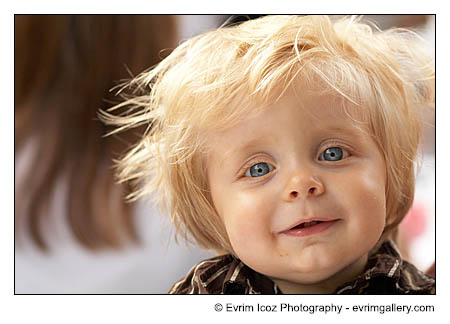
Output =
[{"x1": 15, "y1": 15, "x2": 177, "y2": 250}]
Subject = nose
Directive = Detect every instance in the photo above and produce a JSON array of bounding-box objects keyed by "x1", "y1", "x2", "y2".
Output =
[{"x1": 283, "y1": 172, "x2": 324, "y2": 201}]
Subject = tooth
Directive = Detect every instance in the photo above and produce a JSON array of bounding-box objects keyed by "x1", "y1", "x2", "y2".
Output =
[{"x1": 303, "y1": 221, "x2": 319, "y2": 228}]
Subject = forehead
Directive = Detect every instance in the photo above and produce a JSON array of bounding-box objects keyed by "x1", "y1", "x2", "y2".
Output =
[
  {"x1": 205, "y1": 85, "x2": 369, "y2": 153},
  {"x1": 288, "y1": 84, "x2": 367, "y2": 125}
]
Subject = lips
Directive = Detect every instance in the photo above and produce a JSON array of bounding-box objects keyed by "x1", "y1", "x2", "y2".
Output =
[{"x1": 280, "y1": 218, "x2": 340, "y2": 237}]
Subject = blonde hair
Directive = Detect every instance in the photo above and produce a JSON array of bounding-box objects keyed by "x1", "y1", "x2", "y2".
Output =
[{"x1": 100, "y1": 15, "x2": 434, "y2": 252}]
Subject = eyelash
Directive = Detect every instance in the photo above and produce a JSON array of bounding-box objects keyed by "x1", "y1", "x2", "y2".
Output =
[
  {"x1": 317, "y1": 142, "x2": 353, "y2": 161},
  {"x1": 239, "y1": 142, "x2": 353, "y2": 179},
  {"x1": 239, "y1": 158, "x2": 275, "y2": 179}
]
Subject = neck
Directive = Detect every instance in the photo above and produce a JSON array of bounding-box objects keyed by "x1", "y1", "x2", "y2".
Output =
[{"x1": 271, "y1": 254, "x2": 368, "y2": 294}]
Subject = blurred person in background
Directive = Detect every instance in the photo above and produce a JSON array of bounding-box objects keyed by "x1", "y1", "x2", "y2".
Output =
[{"x1": 14, "y1": 15, "x2": 215, "y2": 293}]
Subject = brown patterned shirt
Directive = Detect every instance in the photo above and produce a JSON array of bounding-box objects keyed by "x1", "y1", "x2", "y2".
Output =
[{"x1": 169, "y1": 241, "x2": 435, "y2": 294}]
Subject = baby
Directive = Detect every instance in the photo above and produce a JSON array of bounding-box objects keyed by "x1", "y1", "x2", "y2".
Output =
[{"x1": 101, "y1": 15, "x2": 435, "y2": 294}]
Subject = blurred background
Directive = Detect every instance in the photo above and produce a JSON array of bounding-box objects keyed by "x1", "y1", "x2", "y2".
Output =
[{"x1": 14, "y1": 15, "x2": 435, "y2": 294}]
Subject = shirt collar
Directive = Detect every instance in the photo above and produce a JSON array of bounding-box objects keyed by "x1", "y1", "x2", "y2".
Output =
[
  {"x1": 221, "y1": 257, "x2": 280, "y2": 294},
  {"x1": 334, "y1": 240, "x2": 403, "y2": 294},
  {"x1": 219, "y1": 240, "x2": 404, "y2": 294}
]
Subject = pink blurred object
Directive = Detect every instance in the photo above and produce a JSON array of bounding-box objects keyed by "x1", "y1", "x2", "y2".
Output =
[{"x1": 400, "y1": 202, "x2": 427, "y2": 243}]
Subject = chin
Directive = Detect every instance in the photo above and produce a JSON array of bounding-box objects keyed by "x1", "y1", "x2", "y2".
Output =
[
  {"x1": 290, "y1": 269, "x2": 340, "y2": 285},
  {"x1": 286, "y1": 258, "x2": 355, "y2": 284}
]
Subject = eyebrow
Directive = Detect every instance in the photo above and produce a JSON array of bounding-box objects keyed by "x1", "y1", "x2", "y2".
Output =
[
  {"x1": 213, "y1": 137, "x2": 270, "y2": 171},
  {"x1": 314, "y1": 121, "x2": 368, "y2": 137},
  {"x1": 212, "y1": 122, "x2": 368, "y2": 170},
  {"x1": 223, "y1": 137, "x2": 271, "y2": 158}
]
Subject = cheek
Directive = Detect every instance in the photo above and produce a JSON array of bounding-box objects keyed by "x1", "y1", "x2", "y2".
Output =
[
  {"x1": 216, "y1": 190, "x2": 276, "y2": 254},
  {"x1": 342, "y1": 168, "x2": 387, "y2": 234},
  {"x1": 224, "y1": 191, "x2": 273, "y2": 235}
]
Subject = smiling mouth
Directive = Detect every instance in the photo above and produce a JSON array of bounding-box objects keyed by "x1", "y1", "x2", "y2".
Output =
[{"x1": 281, "y1": 219, "x2": 340, "y2": 237}]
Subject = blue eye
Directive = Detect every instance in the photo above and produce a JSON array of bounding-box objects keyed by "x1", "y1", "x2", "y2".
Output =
[
  {"x1": 320, "y1": 147, "x2": 344, "y2": 161},
  {"x1": 245, "y1": 162, "x2": 274, "y2": 177}
]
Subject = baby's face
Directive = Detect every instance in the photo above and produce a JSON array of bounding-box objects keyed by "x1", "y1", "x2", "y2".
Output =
[{"x1": 206, "y1": 88, "x2": 387, "y2": 289}]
